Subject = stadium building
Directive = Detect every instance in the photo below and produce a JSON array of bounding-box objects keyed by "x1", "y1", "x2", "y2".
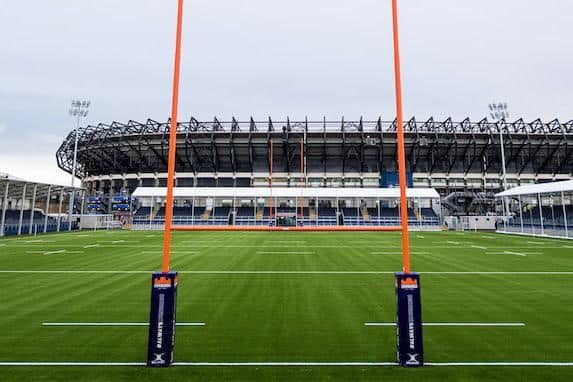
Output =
[{"x1": 54, "y1": 117, "x2": 573, "y2": 228}]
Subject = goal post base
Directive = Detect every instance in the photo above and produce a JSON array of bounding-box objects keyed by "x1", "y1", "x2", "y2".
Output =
[
  {"x1": 395, "y1": 272, "x2": 424, "y2": 367},
  {"x1": 147, "y1": 272, "x2": 178, "y2": 367}
]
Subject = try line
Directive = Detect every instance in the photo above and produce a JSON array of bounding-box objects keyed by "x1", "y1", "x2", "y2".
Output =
[
  {"x1": 1, "y1": 361, "x2": 573, "y2": 367},
  {"x1": 2, "y1": 270, "x2": 573, "y2": 275},
  {"x1": 42, "y1": 322, "x2": 205, "y2": 327},
  {"x1": 365, "y1": 322, "x2": 525, "y2": 327}
]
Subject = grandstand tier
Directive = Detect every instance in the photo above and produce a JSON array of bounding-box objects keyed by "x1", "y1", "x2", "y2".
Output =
[{"x1": 130, "y1": 187, "x2": 441, "y2": 229}]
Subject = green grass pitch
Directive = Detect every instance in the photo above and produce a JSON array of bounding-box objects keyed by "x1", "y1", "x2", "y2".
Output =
[{"x1": 1, "y1": 230, "x2": 573, "y2": 381}]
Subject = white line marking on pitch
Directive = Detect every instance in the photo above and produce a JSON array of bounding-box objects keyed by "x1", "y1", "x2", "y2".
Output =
[
  {"x1": 256, "y1": 251, "x2": 315, "y2": 255},
  {"x1": 370, "y1": 252, "x2": 428, "y2": 255},
  {"x1": 146, "y1": 235, "x2": 156, "y2": 238},
  {"x1": 174, "y1": 362, "x2": 399, "y2": 366},
  {"x1": 2, "y1": 270, "x2": 573, "y2": 275},
  {"x1": 25, "y1": 240, "x2": 43, "y2": 243},
  {"x1": 471, "y1": 245, "x2": 487, "y2": 249},
  {"x1": 83, "y1": 244, "x2": 99, "y2": 248},
  {"x1": 42, "y1": 322, "x2": 205, "y2": 327},
  {"x1": 486, "y1": 251, "x2": 535, "y2": 257},
  {"x1": 527, "y1": 241, "x2": 545, "y2": 245},
  {"x1": 364, "y1": 322, "x2": 525, "y2": 327},
  {"x1": 426, "y1": 362, "x2": 573, "y2": 366},
  {"x1": 266, "y1": 241, "x2": 307, "y2": 243},
  {"x1": 77, "y1": 235, "x2": 89, "y2": 237},
  {"x1": 447, "y1": 241, "x2": 460, "y2": 245},
  {"x1": 0, "y1": 362, "x2": 146, "y2": 366},
  {"x1": 2, "y1": 361, "x2": 573, "y2": 367},
  {"x1": 504, "y1": 251, "x2": 529, "y2": 256},
  {"x1": 43, "y1": 250, "x2": 66, "y2": 255},
  {"x1": 111, "y1": 240, "x2": 125, "y2": 244},
  {"x1": 416, "y1": 235, "x2": 425, "y2": 239},
  {"x1": 141, "y1": 251, "x2": 200, "y2": 255}
]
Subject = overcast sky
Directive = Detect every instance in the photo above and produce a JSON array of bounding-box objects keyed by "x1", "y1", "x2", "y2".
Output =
[{"x1": 1, "y1": 0, "x2": 572, "y2": 185}]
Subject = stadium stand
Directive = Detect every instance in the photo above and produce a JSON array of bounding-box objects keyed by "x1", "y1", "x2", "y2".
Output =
[
  {"x1": 52, "y1": 117, "x2": 572, "y2": 231},
  {"x1": 129, "y1": 187, "x2": 441, "y2": 230},
  {"x1": 0, "y1": 174, "x2": 83, "y2": 236},
  {"x1": 56, "y1": 117, "x2": 573, "y2": 220}
]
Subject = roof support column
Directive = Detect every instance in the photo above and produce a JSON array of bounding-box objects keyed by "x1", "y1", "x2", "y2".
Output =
[
  {"x1": 44, "y1": 186, "x2": 51, "y2": 233},
  {"x1": 80, "y1": 190, "x2": 86, "y2": 218},
  {"x1": 0, "y1": 181, "x2": 9, "y2": 237},
  {"x1": 295, "y1": 196, "x2": 298, "y2": 226},
  {"x1": 518, "y1": 195, "x2": 524, "y2": 234},
  {"x1": 18, "y1": 183, "x2": 27, "y2": 235},
  {"x1": 69, "y1": 187, "x2": 74, "y2": 231},
  {"x1": 562, "y1": 191, "x2": 568, "y2": 238},
  {"x1": 538, "y1": 192, "x2": 544, "y2": 236},
  {"x1": 502, "y1": 197, "x2": 507, "y2": 232},
  {"x1": 28, "y1": 184, "x2": 38, "y2": 235},
  {"x1": 232, "y1": 196, "x2": 236, "y2": 226},
  {"x1": 528, "y1": 202, "x2": 535, "y2": 235},
  {"x1": 335, "y1": 197, "x2": 338, "y2": 226},
  {"x1": 212, "y1": 198, "x2": 216, "y2": 225},
  {"x1": 57, "y1": 188, "x2": 64, "y2": 232},
  {"x1": 191, "y1": 196, "x2": 195, "y2": 223}
]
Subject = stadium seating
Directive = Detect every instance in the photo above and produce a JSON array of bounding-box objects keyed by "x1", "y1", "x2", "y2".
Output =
[
  {"x1": 1, "y1": 209, "x2": 66, "y2": 236},
  {"x1": 129, "y1": 205, "x2": 441, "y2": 228},
  {"x1": 134, "y1": 207, "x2": 151, "y2": 217},
  {"x1": 511, "y1": 205, "x2": 573, "y2": 232}
]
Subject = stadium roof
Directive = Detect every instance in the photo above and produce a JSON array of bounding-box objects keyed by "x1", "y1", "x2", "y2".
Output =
[
  {"x1": 496, "y1": 180, "x2": 573, "y2": 197},
  {"x1": 57, "y1": 117, "x2": 573, "y2": 178},
  {"x1": 0, "y1": 176, "x2": 83, "y2": 200},
  {"x1": 132, "y1": 187, "x2": 440, "y2": 199}
]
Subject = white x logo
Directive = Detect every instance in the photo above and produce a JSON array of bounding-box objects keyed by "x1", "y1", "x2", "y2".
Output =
[
  {"x1": 151, "y1": 353, "x2": 165, "y2": 365},
  {"x1": 406, "y1": 353, "x2": 420, "y2": 364}
]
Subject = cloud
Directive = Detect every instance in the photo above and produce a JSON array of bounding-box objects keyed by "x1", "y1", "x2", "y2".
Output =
[
  {"x1": 0, "y1": 154, "x2": 71, "y2": 186},
  {"x1": 0, "y1": 0, "x2": 572, "y2": 183}
]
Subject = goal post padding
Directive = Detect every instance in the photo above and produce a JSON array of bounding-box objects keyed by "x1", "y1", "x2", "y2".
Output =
[
  {"x1": 395, "y1": 272, "x2": 424, "y2": 367},
  {"x1": 147, "y1": 272, "x2": 178, "y2": 367}
]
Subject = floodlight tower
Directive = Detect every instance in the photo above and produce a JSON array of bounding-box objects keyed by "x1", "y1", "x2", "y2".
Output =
[
  {"x1": 489, "y1": 102, "x2": 511, "y2": 220},
  {"x1": 68, "y1": 100, "x2": 90, "y2": 230},
  {"x1": 488, "y1": 102, "x2": 509, "y2": 191}
]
